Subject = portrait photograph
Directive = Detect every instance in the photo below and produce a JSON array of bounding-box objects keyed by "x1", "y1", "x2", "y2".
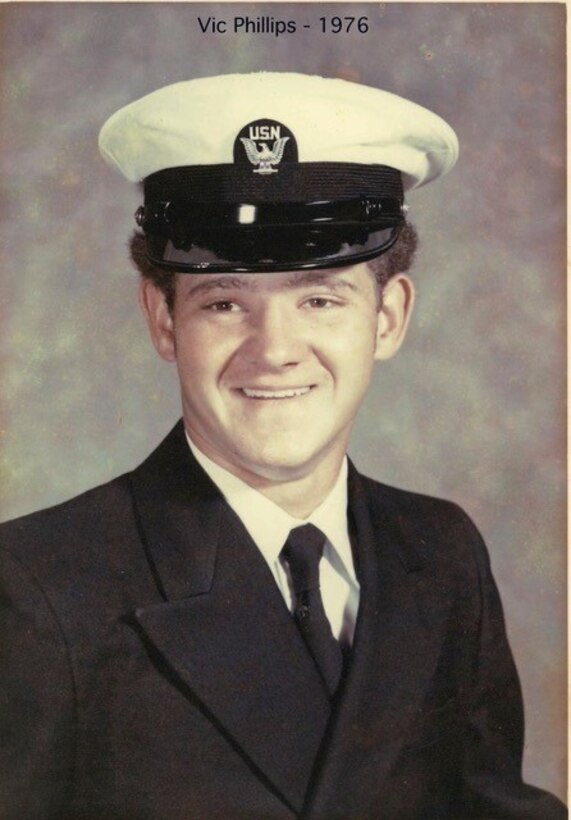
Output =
[{"x1": 0, "y1": 2, "x2": 566, "y2": 817}]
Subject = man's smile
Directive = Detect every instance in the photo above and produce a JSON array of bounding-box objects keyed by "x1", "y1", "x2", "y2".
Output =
[{"x1": 238, "y1": 386, "x2": 314, "y2": 400}]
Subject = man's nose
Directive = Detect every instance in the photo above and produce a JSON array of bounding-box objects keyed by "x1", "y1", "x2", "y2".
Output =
[{"x1": 241, "y1": 302, "x2": 305, "y2": 368}]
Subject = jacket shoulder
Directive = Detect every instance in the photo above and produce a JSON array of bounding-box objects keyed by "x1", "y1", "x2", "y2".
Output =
[
  {"x1": 357, "y1": 472, "x2": 489, "y2": 568},
  {"x1": 0, "y1": 473, "x2": 133, "y2": 553},
  {"x1": 360, "y1": 472, "x2": 478, "y2": 525},
  {"x1": 0, "y1": 473, "x2": 148, "y2": 602},
  {"x1": 0, "y1": 423, "x2": 194, "y2": 611}
]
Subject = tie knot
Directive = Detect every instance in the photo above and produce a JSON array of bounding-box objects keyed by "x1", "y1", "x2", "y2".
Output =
[{"x1": 281, "y1": 524, "x2": 326, "y2": 595}]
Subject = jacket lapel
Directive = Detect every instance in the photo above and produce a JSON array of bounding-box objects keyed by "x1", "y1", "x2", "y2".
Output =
[
  {"x1": 305, "y1": 464, "x2": 453, "y2": 818},
  {"x1": 129, "y1": 422, "x2": 331, "y2": 813}
]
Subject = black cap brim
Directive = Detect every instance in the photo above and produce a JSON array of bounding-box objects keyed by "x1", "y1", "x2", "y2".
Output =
[
  {"x1": 139, "y1": 163, "x2": 405, "y2": 272},
  {"x1": 145, "y1": 222, "x2": 402, "y2": 272}
]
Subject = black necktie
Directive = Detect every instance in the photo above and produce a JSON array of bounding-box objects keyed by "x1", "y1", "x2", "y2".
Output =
[{"x1": 281, "y1": 524, "x2": 343, "y2": 697}]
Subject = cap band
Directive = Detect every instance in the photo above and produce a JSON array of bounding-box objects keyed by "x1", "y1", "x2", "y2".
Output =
[{"x1": 144, "y1": 163, "x2": 404, "y2": 204}]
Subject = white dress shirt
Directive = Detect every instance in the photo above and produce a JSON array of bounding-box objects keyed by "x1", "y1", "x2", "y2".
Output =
[{"x1": 186, "y1": 434, "x2": 360, "y2": 645}]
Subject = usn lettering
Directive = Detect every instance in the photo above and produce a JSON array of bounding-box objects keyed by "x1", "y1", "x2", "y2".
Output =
[{"x1": 248, "y1": 125, "x2": 281, "y2": 141}]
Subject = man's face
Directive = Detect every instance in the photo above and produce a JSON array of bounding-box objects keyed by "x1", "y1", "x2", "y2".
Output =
[{"x1": 142, "y1": 264, "x2": 413, "y2": 485}]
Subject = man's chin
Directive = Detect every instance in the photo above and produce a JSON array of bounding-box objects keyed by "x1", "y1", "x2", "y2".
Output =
[
  {"x1": 227, "y1": 453, "x2": 310, "y2": 482},
  {"x1": 227, "y1": 440, "x2": 343, "y2": 486}
]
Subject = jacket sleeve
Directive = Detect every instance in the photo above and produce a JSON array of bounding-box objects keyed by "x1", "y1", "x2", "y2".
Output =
[
  {"x1": 454, "y1": 509, "x2": 567, "y2": 819},
  {"x1": 0, "y1": 547, "x2": 75, "y2": 819}
]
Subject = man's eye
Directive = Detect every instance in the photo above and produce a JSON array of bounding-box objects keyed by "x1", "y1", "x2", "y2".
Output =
[
  {"x1": 304, "y1": 297, "x2": 339, "y2": 309},
  {"x1": 205, "y1": 300, "x2": 240, "y2": 312}
]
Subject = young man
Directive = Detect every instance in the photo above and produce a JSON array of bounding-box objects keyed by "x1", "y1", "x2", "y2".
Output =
[{"x1": 0, "y1": 73, "x2": 565, "y2": 819}]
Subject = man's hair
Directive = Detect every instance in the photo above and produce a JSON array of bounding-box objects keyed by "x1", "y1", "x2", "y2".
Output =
[
  {"x1": 129, "y1": 221, "x2": 418, "y2": 313},
  {"x1": 366, "y1": 221, "x2": 418, "y2": 292}
]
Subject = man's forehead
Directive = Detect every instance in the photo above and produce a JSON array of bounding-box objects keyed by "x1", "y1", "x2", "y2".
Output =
[{"x1": 180, "y1": 267, "x2": 369, "y2": 298}]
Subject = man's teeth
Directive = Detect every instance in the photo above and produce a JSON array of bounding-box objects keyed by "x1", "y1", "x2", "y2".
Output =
[{"x1": 241, "y1": 387, "x2": 311, "y2": 399}]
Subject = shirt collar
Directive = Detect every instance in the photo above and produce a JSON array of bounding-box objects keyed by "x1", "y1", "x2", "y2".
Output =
[{"x1": 185, "y1": 432, "x2": 356, "y2": 584}]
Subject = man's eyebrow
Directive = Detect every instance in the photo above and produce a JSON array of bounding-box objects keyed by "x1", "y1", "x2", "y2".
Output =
[
  {"x1": 184, "y1": 277, "x2": 259, "y2": 299},
  {"x1": 183, "y1": 270, "x2": 358, "y2": 299},
  {"x1": 285, "y1": 271, "x2": 357, "y2": 291}
]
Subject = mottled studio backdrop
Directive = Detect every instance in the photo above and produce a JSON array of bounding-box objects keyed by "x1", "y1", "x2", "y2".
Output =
[{"x1": 0, "y1": 1, "x2": 566, "y2": 802}]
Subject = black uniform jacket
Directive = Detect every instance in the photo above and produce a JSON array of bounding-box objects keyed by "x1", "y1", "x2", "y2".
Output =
[{"x1": 0, "y1": 422, "x2": 565, "y2": 819}]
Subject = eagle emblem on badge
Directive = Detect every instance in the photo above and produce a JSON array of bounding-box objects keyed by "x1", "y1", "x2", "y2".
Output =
[{"x1": 240, "y1": 136, "x2": 290, "y2": 174}]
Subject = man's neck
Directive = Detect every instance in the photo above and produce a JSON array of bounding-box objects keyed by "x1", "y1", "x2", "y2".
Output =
[
  {"x1": 245, "y1": 465, "x2": 342, "y2": 519},
  {"x1": 185, "y1": 432, "x2": 346, "y2": 519}
]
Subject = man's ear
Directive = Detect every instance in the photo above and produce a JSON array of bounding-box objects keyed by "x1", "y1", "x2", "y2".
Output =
[
  {"x1": 138, "y1": 279, "x2": 177, "y2": 362},
  {"x1": 374, "y1": 274, "x2": 415, "y2": 361}
]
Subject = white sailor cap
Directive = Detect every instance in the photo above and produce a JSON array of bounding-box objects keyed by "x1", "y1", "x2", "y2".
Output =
[{"x1": 99, "y1": 72, "x2": 459, "y2": 272}]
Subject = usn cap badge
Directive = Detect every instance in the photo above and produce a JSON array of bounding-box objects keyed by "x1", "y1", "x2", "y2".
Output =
[{"x1": 235, "y1": 119, "x2": 298, "y2": 174}]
